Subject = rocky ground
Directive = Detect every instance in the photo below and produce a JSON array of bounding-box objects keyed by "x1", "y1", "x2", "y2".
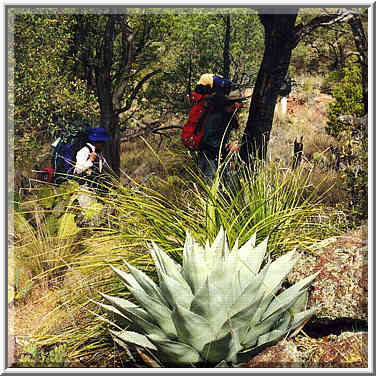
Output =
[{"x1": 245, "y1": 224, "x2": 368, "y2": 368}]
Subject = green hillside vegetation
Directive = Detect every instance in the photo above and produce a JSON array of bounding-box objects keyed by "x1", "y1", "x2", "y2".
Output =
[{"x1": 8, "y1": 7, "x2": 367, "y2": 368}]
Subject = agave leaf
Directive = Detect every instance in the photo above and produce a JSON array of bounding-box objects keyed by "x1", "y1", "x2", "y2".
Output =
[
  {"x1": 228, "y1": 265, "x2": 267, "y2": 318},
  {"x1": 232, "y1": 237, "x2": 240, "y2": 253},
  {"x1": 224, "y1": 293, "x2": 264, "y2": 336},
  {"x1": 242, "y1": 307, "x2": 285, "y2": 347},
  {"x1": 110, "y1": 265, "x2": 143, "y2": 291},
  {"x1": 274, "y1": 310, "x2": 292, "y2": 333},
  {"x1": 249, "y1": 251, "x2": 298, "y2": 326},
  {"x1": 289, "y1": 307, "x2": 317, "y2": 332},
  {"x1": 159, "y1": 271, "x2": 193, "y2": 310},
  {"x1": 237, "y1": 329, "x2": 287, "y2": 364},
  {"x1": 182, "y1": 233, "x2": 208, "y2": 294},
  {"x1": 122, "y1": 260, "x2": 166, "y2": 305},
  {"x1": 235, "y1": 237, "x2": 268, "y2": 291},
  {"x1": 204, "y1": 239, "x2": 211, "y2": 252},
  {"x1": 99, "y1": 292, "x2": 142, "y2": 313},
  {"x1": 257, "y1": 328, "x2": 288, "y2": 348},
  {"x1": 260, "y1": 250, "x2": 299, "y2": 296},
  {"x1": 290, "y1": 289, "x2": 308, "y2": 314},
  {"x1": 99, "y1": 292, "x2": 165, "y2": 338},
  {"x1": 209, "y1": 226, "x2": 229, "y2": 258},
  {"x1": 171, "y1": 303, "x2": 214, "y2": 351},
  {"x1": 262, "y1": 271, "x2": 320, "y2": 320},
  {"x1": 150, "y1": 242, "x2": 185, "y2": 284},
  {"x1": 111, "y1": 334, "x2": 131, "y2": 352},
  {"x1": 190, "y1": 261, "x2": 235, "y2": 332},
  {"x1": 147, "y1": 334, "x2": 201, "y2": 366},
  {"x1": 229, "y1": 232, "x2": 257, "y2": 264},
  {"x1": 110, "y1": 329, "x2": 158, "y2": 351},
  {"x1": 231, "y1": 270, "x2": 243, "y2": 305},
  {"x1": 226, "y1": 329, "x2": 242, "y2": 364},
  {"x1": 127, "y1": 285, "x2": 177, "y2": 338},
  {"x1": 262, "y1": 288, "x2": 308, "y2": 324},
  {"x1": 190, "y1": 279, "x2": 224, "y2": 333},
  {"x1": 95, "y1": 300, "x2": 132, "y2": 324},
  {"x1": 201, "y1": 331, "x2": 233, "y2": 364},
  {"x1": 249, "y1": 282, "x2": 282, "y2": 329}
]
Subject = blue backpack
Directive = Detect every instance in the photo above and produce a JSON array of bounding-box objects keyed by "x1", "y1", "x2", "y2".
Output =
[
  {"x1": 213, "y1": 76, "x2": 232, "y2": 90},
  {"x1": 51, "y1": 124, "x2": 92, "y2": 183}
]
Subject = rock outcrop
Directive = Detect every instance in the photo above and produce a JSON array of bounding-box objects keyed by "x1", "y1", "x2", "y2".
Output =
[
  {"x1": 288, "y1": 225, "x2": 367, "y2": 321},
  {"x1": 245, "y1": 225, "x2": 368, "y2": 368}
]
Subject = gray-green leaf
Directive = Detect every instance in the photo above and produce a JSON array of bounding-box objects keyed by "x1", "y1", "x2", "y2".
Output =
[
  {"x1": 147, "y1": 335, "x2": 201, "y2": 366},
  {"x1": 110, "y1": 330, "x2": 157, "y2": 351},
  {"x1": 171, "y1": 303, "x2": 214, "y2": 351}
]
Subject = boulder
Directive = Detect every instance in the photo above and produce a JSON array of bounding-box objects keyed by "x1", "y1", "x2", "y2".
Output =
[{"x1": 288, "y1": 225, "x2": 367, "y2": 321}]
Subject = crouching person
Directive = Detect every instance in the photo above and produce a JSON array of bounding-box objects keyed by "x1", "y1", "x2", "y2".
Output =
[
  {"x1": 74, "y1": 127, "x2": 111, "y2": 209},
  {"x1": 74, "y1": 127, "x2": 111, "y2": 189}
]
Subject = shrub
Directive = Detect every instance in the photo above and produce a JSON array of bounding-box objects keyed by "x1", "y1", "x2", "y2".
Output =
[
  {"x1": 325, "y1": 61, "x2": 367, "y2": 225},
  {"x1": 326, "y1": 62, "x2": 364, "y2": 138}
]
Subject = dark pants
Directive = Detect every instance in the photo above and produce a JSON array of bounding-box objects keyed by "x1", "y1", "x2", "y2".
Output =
[
  {"x1": 197, "y1": 150, "x2": 218, "y2": 184},
  {"x1": 198, "y1": 147, "x2": 236, "y2": 186}
]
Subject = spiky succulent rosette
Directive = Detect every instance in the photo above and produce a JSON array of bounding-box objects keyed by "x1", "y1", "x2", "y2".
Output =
[{"x1": 98, "y1": 228, "x2": 318, "y2": 366}]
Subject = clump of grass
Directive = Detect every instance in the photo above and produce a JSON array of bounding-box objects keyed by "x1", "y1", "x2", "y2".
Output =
[{"x1": 12, "y1": 203, "x2": 81, "y2": 285}]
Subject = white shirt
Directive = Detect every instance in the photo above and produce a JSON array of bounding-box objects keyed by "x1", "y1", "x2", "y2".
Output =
[{"x1": 74, "y1": 143, "x2": 104, "y2": 175}]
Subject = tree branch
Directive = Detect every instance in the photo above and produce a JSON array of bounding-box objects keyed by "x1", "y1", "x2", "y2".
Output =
[
  {"x1": 294, "y1": 9, "x2": 356, "y2": 46},
  {"x1": 120, "y1": 122, "x2": 182, "y2": 143},
  {"x1": 115, "y1": 69, "x2": 163, "y2": 115}
]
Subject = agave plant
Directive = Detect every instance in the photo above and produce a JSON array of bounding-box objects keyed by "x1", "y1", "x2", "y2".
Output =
[{"x1": 98, "y1": 228, "x2": 319, "y2": 367}]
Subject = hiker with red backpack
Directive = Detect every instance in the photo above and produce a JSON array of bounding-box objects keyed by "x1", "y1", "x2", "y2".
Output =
[{"x1": 181, "y1": 73, "x2": 243, "y2": 183}]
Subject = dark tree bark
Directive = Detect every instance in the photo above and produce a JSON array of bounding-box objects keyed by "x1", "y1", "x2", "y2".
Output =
[
  {"x1": 240, "y1": 10, "x2": 298, "y2": 163},
  {"x1": 348, "y1": 12, "x2": 368, "y2": 114},
  {"x1": 95, "y1": 15, "x2": 118, "y2": 173},
  {"x1": 240, "y1": 8, "x2": 359, "y2": 164},
  {"x1": 223, "y1": 14, "x2": 231, "y2": 78}
]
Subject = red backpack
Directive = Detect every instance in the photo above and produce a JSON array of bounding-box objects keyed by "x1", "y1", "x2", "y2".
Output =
[{"x1": 181, "y1": 92, "x2": 212, "y2": 150}]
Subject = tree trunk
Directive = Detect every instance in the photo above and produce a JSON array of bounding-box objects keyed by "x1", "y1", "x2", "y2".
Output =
[
  {"x1": 95, "y1": 15, "x2": 121, "y2": 176},
  {"x1": 223, "y1": 14, "x2": 231, "y2": 78},
  {"x1": 105, "y1": 114, "x2": 121, "y2": 176},
  {"x1": 348, "y1": 13, "x2": 368, "y2": 114},
  {"x1": 240, "y1": 11, "x2": 298, "y2": 163}
]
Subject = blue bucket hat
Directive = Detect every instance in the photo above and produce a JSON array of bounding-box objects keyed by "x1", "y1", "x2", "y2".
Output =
[{"x1": 88, "y1": 127, "x2": 111, "y2": 142}]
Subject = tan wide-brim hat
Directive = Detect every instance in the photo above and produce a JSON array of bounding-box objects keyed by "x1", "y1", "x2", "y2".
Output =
[{"x1": 197, "y1": 73, "x2": 215, "y2": 87}]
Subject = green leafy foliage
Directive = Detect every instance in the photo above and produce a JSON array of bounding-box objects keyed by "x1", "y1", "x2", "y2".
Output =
[
  {"x1": 12, "y1": 12, "x2": 100, "y2": 168},
  {"x1": 292, "y1": 9, "x2": 360, "y2": 75},
  {"x1": 18, "y1": 343, "x2": 68, "y2": 367},
  {"x1": 143, "y1": 10, "x2": 263, "y2": 116},
  {"x1": 326, "y1": 61, "x2": 367, "y2": 224},
  {"x1": 327, "y1": 62, "x2": 364, "y2": 137},
  {"x1": 99, "y1": 229, "x2": 318, "y2": 366}
]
